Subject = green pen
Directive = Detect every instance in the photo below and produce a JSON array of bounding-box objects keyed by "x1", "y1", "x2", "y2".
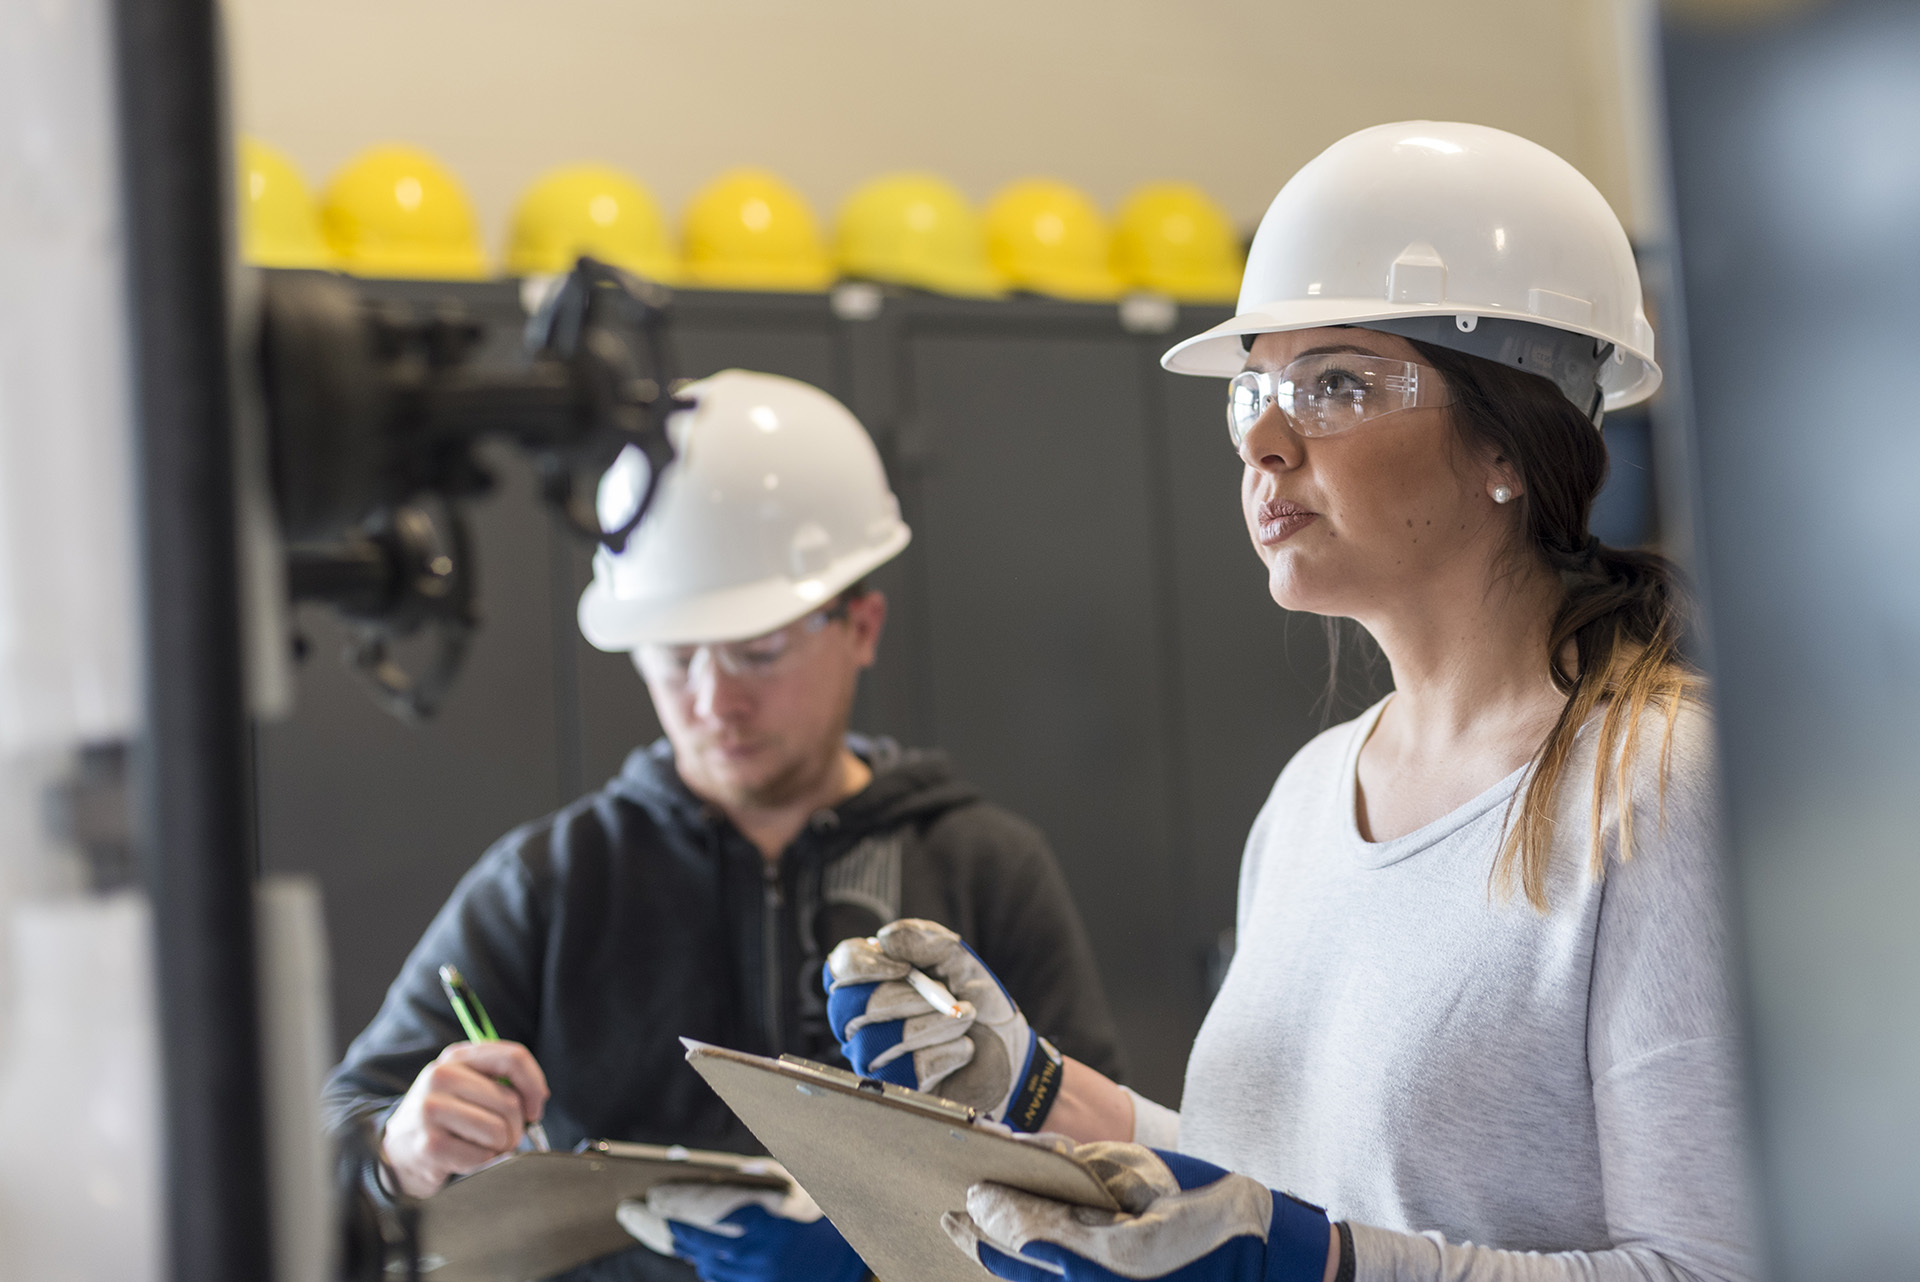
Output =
[{"x1": 438, "y1": 963, "x2": 550, "y2": 1152}]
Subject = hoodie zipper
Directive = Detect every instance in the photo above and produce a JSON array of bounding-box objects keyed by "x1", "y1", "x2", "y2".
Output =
[{"x1": 761, "y1": 860, "x2": 784, "y2": 1051}]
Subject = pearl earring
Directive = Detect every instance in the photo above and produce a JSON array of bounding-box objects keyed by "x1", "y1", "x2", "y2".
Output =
[{"x1": 1492, "y1": 485, "x2": 1514, "y2": 504}]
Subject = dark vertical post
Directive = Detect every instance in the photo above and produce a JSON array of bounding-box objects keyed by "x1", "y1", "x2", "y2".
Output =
[
  {"x1": 1662, "y1": 2, "x2": 1920, "y2": 1275},
  {"x1": 111, "y1": 2, "x2": 274, "y2": 1282}
]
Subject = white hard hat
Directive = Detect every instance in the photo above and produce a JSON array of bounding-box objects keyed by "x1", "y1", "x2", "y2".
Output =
[
  {"x1": 1161, "y1": 121, "x2": 1660, "y2": 418},
  {"x1": 577, "y1": 369, "x2": 911, "y2": 649}
]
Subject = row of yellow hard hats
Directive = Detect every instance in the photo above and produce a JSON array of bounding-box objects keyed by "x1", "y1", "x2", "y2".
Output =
[{"x1": 240, "y1": 139, "x2": 1245, "y2": 303}]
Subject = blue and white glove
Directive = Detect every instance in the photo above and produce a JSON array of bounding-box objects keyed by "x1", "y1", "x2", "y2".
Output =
[
  {"x1": 823, "y1": 918, "x2": 1064, "y2": 1131},
  {"x1": 942, "y1": 1142, "x2": 1333, "y2": 1282},
  {"x1": 617, "y1": 1178, "x2": 870, "y2": 1282}
]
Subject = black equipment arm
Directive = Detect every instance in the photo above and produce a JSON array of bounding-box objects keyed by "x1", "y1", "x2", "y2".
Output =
[{"x1": 258, "y1": 260, "x2": 683, "y2": 719}]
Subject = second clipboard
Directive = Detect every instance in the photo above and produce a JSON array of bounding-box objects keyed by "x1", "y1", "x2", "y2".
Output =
[
  {"x1": 683, "y1": 1039, "x2": 1119, "y2": 1282},
  {"x1": 413, "y1": 1139, "x2": 788, "y2": 1282}
]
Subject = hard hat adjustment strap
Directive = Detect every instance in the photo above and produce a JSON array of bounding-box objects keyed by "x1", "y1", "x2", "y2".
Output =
[{"x1": 1355, "y1": 316, "x2": 1610, "y2": 426}]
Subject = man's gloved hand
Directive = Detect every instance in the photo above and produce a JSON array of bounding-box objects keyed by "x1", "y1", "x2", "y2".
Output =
[
  {"x1": 617, "y1": 1178, "x2": 869, "y2": 1282},
  {"x1": 823, "y1": 918, "x2": 1064, "y2": 1131},
  {"x1": 942, "y1": 1141, "x2": 1333, "y2": 1282}
]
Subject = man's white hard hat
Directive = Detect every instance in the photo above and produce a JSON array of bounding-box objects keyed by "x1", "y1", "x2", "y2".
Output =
[
  {"x1": 1161, "y1": 121, "x2": 1660, "y2": 418},
  {"x1": 577, "y1": 369, "x2": 911, "y2": 649}
]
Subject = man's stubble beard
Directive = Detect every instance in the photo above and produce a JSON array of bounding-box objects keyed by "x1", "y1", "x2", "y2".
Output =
[{"x1": 696, "y1": 711, "x2": 852, "y2": 813}]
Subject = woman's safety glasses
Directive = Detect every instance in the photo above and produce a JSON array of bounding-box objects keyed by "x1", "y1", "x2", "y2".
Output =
[
  {"x1": 636, "y1": 599, "x2": 851, "y2": 686},
  {"x1": 1226, "y1": 351, "x2": 1453, "y2": 448}
]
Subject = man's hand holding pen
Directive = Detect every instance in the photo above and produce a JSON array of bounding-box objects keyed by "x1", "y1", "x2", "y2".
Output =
[
  {"x1": 380, "y1": 1039, "x2": 551, "y2": 1198},
  {"x1": 380, "y1": 963, "x2": 550, "y2": 1198}
]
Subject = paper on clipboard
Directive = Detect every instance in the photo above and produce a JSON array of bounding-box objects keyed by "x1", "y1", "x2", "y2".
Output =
[
  {"x1": 413, "y1": 1140, "x2": 788, "y2": 1282},
  {"x1": 683, "y1": 1040, "x2": 1118, "y2": 1282}
]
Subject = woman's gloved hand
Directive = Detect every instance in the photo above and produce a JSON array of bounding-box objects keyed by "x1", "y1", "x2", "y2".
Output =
[
  {"x1": 616, "y1": 1177, "x2": 870, "y2": 1282},
  {"x1": 823, "y1": 918, "x2": 1064, "y2": 1130},
  {"x1": 942, "y1": 1141, "x2": 1334, "y2": 1282}
]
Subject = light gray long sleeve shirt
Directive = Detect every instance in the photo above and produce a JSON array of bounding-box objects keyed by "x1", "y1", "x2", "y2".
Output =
[{"x1": 1179, "y1": 698, "x2": 1757, "y2": 1281}]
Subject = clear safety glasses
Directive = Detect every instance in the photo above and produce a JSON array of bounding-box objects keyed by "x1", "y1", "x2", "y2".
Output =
[
  {"x1": 635, "y1": 599, "x2": 851, "y2": 686},
  {"x1": 1226, "y1": 351, "x2": 1454, "y2": 448}
]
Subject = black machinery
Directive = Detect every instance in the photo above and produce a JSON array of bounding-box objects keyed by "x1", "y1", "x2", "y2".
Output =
[{"x1": 261, "y1": 259, "x2": 684, "y2": 719}]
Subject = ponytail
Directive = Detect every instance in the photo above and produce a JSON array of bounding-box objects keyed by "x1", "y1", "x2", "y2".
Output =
[{"x1": 1408, "y1": 338, "x2": 1704, "y2": 910}]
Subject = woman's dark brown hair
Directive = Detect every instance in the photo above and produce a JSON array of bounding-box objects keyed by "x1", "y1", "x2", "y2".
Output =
[{"x1": 1407, "y1": 337, "x2": 1704, "y2": 910}]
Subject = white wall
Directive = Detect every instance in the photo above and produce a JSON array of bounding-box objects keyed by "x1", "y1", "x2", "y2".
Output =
[{"x1": 225, "y1": 0, "x2": 1652, "y2": 260}]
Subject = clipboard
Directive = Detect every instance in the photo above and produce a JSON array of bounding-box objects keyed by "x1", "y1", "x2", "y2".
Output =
[
  {"x1": 412, "y1": 1140, "x2": 789, "y2": 1282},
  {"x1": 684, "y1": 1040, "x2": 1119, "y2": 1282}
]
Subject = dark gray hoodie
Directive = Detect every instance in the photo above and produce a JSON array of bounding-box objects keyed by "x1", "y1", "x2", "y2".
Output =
[{"x1": 324, "y1": 735, "x2": 1123, "y2": 1279}]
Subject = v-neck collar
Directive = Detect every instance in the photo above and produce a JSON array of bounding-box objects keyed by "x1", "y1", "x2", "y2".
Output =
[{"x1": 1338, "y1": 696, "x2": 1530, "y2": 871}]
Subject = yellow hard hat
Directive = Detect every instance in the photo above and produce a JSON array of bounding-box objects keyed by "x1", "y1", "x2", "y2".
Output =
[
  {"x1": 984, "y1": 179, "x2": 1122, "y2": 302},
  {"x1": 834, "y1": 173, "x2": 1002, "y2": 298},
  {"x1": 681, "y1": 169, "x2": 834, "y2": 293},
  {"x1": 320, "y1": 145, "x2": 489, "y2": 280},
  {"x1": 506, "y1": 164, "x2": 680, "y2": 283},
  {"x1": 237, "y1": 138, "x2": 333, "y2": 269},
  {"x1": 1113, "y1": 182, "x2": 1244, "y2": 303}
]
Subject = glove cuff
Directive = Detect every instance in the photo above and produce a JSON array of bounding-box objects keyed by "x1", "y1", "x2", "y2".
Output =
[
  {"x1": 1263, "y1": 1190, "x2": 1332, "y2": 1282},
  {"x1": 1002, "y1": 1035, "x2": 1064, "y2": 1132}
]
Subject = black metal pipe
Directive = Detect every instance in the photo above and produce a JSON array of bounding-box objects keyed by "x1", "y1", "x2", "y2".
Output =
[
  {"x1": 111, "y1": 2, "x2": 274, "y2": 1281},
  {"x1": 287, "y1": 539, "x2": 396, "y2": 610}
]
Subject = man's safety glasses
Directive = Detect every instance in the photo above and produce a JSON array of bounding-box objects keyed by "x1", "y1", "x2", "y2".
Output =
[
  {"x1": 1226, "y1": 351, "x2": 1454, "y2": 448},
  {"x1": 636, "y1": 598, "x2": 852, "y2": 686}
]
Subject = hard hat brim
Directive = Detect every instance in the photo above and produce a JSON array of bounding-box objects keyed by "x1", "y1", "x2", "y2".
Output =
[
  {"x1": 1159, "y1": 299, "x2": 1661, "y2": 411},
  {"x1": 681, "y1": 260, "x2": 837, "y2": 293},
  {"x1": 245, "y1": 240, "x2": 337, "y2": 270},
  {"x1": 338, "y1": 250, "x2": 491, "y2": 281},
  {"x1": 841, "y1": 262, "x2": 1006, "y2": 299},
  {"x1": 1006, "y1": 266, "x2": 1124, "y2": 302},
  {"x1": 1128, "y1": 268, "x2": 1242, "y2": 305},
  {"x1": 577, "y1": 523, "x2": 911, "y2": 651},
  {"x1": 909, "y1": 270, "x2": 1005, "y2": 299},
  {"x1": 507, "y1": 248, "x2": 682, "y2": 284}
]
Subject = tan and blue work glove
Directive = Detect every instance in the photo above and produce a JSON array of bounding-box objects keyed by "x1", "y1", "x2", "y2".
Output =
[
  {"x1": 822, "y1": 918, "x2": 1064, "y2": 1131},
  {"x1": 943, "y1": 1141, "x2": 1336, "y2": 1282},
  {"x1": 618, "y1": 1175, "x2": 870, "y2": 1282}
]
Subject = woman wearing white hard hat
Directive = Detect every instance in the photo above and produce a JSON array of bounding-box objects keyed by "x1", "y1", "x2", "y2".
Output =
[{"x1": 824, "y1": 123, "x2": 1754, "y2": 1282}]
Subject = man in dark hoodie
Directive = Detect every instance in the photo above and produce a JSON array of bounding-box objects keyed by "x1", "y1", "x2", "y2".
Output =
[{"x1": 323, "y1": 370, "x2": 1121, "y2": 1282}]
